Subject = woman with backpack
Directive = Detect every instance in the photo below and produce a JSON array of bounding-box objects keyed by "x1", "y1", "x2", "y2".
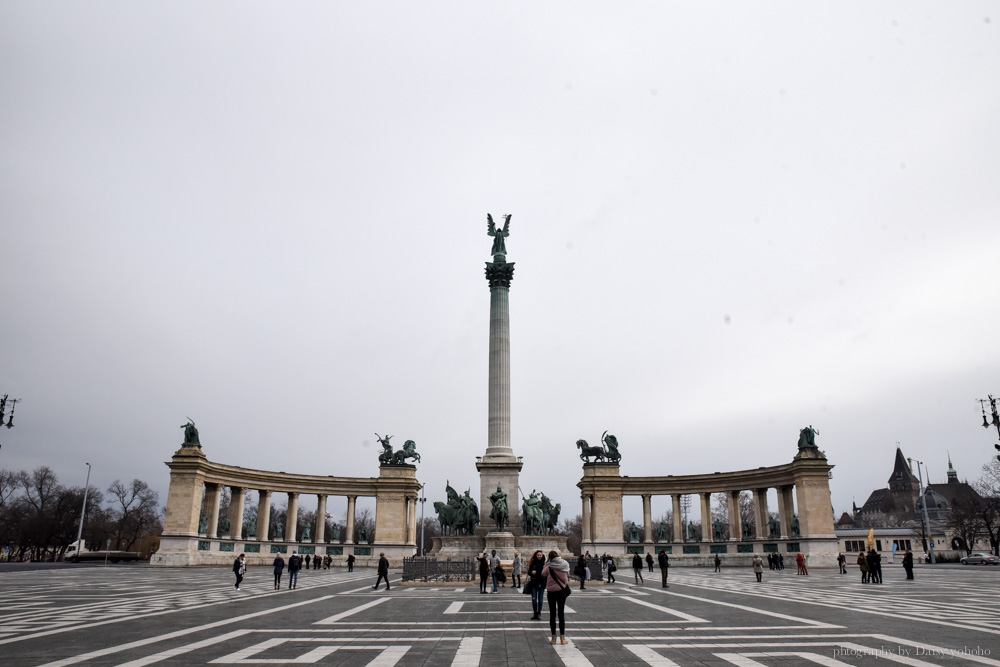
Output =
[{"x1": 542, "y1": 550, "x2": 571, "y2": 645}]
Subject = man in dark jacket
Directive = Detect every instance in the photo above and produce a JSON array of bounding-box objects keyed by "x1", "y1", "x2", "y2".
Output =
[
  {"x1": 288, "y1": 551, "x2": 302, "y2": 589},
  {"x1": 374, "y1": 552, "x2": 390, "y2": 590},
  {"x1": 233, "y1": 554, "x2": 246, "y2": 590},
  {"x1": 347, "y1": 553, "x2": 355, "y2": 572},
  {"x1": 658, "y1": 549, "x2": 670, "y2": 588},
  {"x1": 645, "y1": 553, "x2": 654, "y2": 572},
  {"x1": 902, "y1": 550, "x2": 914, "y2": 580},
  {"x1": 632, "y1": 553, "x2": 644, "y2": 584}
]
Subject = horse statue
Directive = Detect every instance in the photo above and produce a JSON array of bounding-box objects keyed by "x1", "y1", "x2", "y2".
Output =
[
  {"x1": 458, "y1": 489, "x2": 480, "y2": 535},
  {"x1": 391, "y1": 439, "x2": 421, "y2": 465},
  {"x1": 522, "y1": 490, "x2": 544, "y2": 535},
  {"x1": 601, "y1": 431, "x2": 622, "y2": 463},
  {"x1": 376, "y1": 433, "x2": 394, "y2": 465},
  {"x1": 576, "y1": 439, "x2": 607, "y2": 463},
  {"x1": 434, "y1": 482, "x2": 461, "y2": 535},
  {"x1": 547, "y1": 502, "x2": 561, "y2": 535}
]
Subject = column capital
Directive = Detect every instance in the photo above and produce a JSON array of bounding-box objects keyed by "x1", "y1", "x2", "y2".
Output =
[{"x1": 485, "y1": 260, "x2": 515, "y2": 289}]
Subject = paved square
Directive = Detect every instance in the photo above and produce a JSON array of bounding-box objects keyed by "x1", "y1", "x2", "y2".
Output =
[{"x1": 1, "y1": 564, "x2": 997, "y2": 665}]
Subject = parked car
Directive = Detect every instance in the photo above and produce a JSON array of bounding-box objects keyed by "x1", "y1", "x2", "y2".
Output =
[{"x1": 959, "y1": 553, "x2": 1000, "y2": 565}]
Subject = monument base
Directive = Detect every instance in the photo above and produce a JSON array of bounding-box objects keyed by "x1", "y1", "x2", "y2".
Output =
[{"x1": 428, "y1": 533, "x2": 570, "y2": 560}]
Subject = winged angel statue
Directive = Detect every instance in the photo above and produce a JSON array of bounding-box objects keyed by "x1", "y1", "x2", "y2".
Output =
[{"x1": 487, "y1": 213, "x2": 511, "y2": 259}]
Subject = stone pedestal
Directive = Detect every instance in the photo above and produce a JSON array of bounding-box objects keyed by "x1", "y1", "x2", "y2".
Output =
[{"x1": 476, "y1": 459, "x2": 523, "y2": 534}]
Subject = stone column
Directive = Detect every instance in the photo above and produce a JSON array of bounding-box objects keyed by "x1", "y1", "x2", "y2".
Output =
[
  {"x1": 672, "y1": 495, "x2": 683, "y2": 543},
  {"x1": 581, "y1": 495, "x2": 592, "y2": 543},
  {"x1": 754, "y1": 488, "x2": 769, "y2": 540},
  {"x1": 700, "y1": 493, "x2": 712, "y2": 541},
  {"x1": 728, "y1": 491, "x2": 742, "y2": 541},
  {"x1": 315, "y1": 494, "x2": 327, "y2": 544},
  {"x1": 407, "y1": 496, "x2": 418, "y2": 545},
  {"x1": 285, "y1": 492, "x2": 299, "y2": 543},
  {"x1": 642, "y1": 494, "x2": 653, "y2": 543},
  {"x1": 228, "y1": 487, "x2": 245, "y2": 540},
  {"x1": 778, "y1": 485, "x2": 794, "y2": 539},
  {"x1": 257, "y1": 491, "x2": 271, "y2": 542},
  {"x1": 345, "y1": 495, "x2": 356, "y2": 544},
  {"x1": 484, "y1": 260, "x2": 515, "y2": 459},
  {"x1": 204, "y1": 483, "x2": 222, "y2": 538}
]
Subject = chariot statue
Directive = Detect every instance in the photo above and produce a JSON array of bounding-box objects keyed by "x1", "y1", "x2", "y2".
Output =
[
  {"x1": 376, "y1": 433, "x2": 394, "y2": 465},
  {"x1": 181, "y1": 419, "x2": 200, "y2": 446},
  {"x1": 601, "y1": 431, "x2": 622, "y2": 464},
  {"x1": 390, "y1": 439, "x2": 421, "y2": 465},
  {"x1": 797, "y1": 425, "x2": 819, "y2": 450}
]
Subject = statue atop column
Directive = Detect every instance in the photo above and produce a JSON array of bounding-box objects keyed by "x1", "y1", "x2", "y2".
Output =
[
  {"x1": 488, "y1": 484, "x2": 509, "y2": 531},
  {"x1": 797, "y1": 425, "x2": 819, "y2": 450},
  {"x1": 376, "y1": 433, "x2": 393, "y2": 464},
  {"x1": 486, "y1": 213, "x2": 511, "y2": 261},
  {"x1": 181, "y1": 419, "x2": 200, "y2": 447}
]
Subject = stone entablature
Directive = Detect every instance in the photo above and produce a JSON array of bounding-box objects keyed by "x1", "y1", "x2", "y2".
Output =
[{"x1": 153, "y1": 443, "x2": 422, "y2": 566}]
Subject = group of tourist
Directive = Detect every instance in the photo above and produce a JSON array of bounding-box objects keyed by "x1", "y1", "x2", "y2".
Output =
[{"x1": 857, "y1": 548, "x2": 884, "y2": 583}]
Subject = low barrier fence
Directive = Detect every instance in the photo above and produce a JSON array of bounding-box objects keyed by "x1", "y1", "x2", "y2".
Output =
[{"x1": 402, "y1": 557, "x2": 476, "y2": 582}]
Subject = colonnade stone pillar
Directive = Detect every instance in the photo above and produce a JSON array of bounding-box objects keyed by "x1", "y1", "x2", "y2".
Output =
[
  {"x1": 315, "y1": 494, "x2": 327, "y2": 543},
  {"x1": 257, "y1": 491, "x2": 271, "y2": 542},
  {"x1": 204, "y1": 483, "x2": 222, "y2": 538},
  {"x1": 228, "y1": 486, "x2": 245, "y2": 540},
  {"x1": 727, "y1": 490, "x2": 742, "y2": 541},
  {"x1": 345, "y1": 496, "x2": 356, "y2": 544},
  {"x1": 406, "y1": 497, "x2": 417, "y2": 545},
  {"x1": 285, "y1": 492, "x2": 299, "y2": 542},
  {"x1": 642, "y1": 494, "x2": 653, "y2": 543},
  {"x1": 581, "y1": 494, "x2": 592, "y2": 543},
  {"x1": 778, "y1": 485, "x2": 794, "y2": 539},
  {"x1": 671, "y1": 495, "x2": 683, "y2": 543},
  {"x1": 375, "y1": 465, "x2": 417, "y2": 545},
  {"x1": 699, "y1": 493, "x2": 712, "y2": 540},
  {"x1": 754, "y1": 488, "x2": 769, "y2": 539}
]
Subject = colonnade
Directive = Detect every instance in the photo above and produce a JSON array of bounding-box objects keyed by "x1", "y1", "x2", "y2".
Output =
[
  {"x1": 198, "y1": 485, "x2": 416, "y2": 545},
  {"x1": 154, "y1": 442, "x2": 422, "y2": 565},
  {"x1": 577, "y1": 447, "x2": 837, "y2": 558}
]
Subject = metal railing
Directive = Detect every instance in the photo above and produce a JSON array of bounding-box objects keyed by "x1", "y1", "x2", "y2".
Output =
[{"x1": 402, "y1": 557, "x2": 476, "y2": 582}]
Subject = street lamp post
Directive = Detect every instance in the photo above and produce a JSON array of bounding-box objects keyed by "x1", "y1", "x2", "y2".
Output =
[
  {"x1": 979, "y1": 395, "x2": 1000, "y2": 460},
  {"x1": 74, "y1": 463, "x2": 92, "y2": 555},
  {"x1": 908, "y1": 457, "x2": 935, "y2": 564},
  {"x1": 418, "y1": 484, "x2": 426, "y2": 557}
]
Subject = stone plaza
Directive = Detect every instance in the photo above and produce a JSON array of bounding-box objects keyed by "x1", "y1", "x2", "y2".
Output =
[{"x1": 1, "y1": 562, "x2": 998, "y2": 666}]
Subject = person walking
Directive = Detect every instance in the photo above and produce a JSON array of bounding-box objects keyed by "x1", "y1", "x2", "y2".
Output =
[
  {"x1": 645, "y1": 553, "x2": 654, "y2": 573},
  {"x1": 574, "y1": 555, "x2": 588, "y2": 590},
  {"x1": 605, "y1": 554, "x2": 616, "y2": 584},
  {"x1": 478, "y1": 552, "x2": 490, "y2": 594},
  {"x1": 714, "y1": 554, "x2": 721, "y2": 572},
  {"x1": 902, "y1": 550, "x2": 914, "y2": 580},
  {"x1": 304, "y1": 554, "x2": 311, "y2": 569},
  {"x1": 347, "y1": 553, "x2": 355, "y2": 572},
  {"x1": 527, "y1": 550, "x2": 547, "y2": 619},
  {"x1": 777, "y1": 553, "x2": 784, "y2": 570},
  {"x1": 541, "y1": 550, "x2": 571, "y2": 645},
  {"x1": 272, "y1": 554, "x2": 285, "y2": 590},
  {"x1": 233, "y1": 553, "x2": 246, "y2": 590},
  {"x1": 658, "y1": 549, "x2": 670, "y2": 588},
  {"x1": 752, "y1": 553, "x2": 764, "y2": 582},
  {"x1": 857, "y1": 551, "x2": 869, "y2": 583},
  {"x1": 837, "y1": 553, "x2": 847, "y2": 574},
  {"x1": 288, "y1": 551, "x2": 302, "y2": 589},
  {"x1": 373, "y1": 552, "x2": 390, "y2": 590},
  {"x1": 490, "y1": 550, "x2": 501, "y2": 593},
  {"x1": 512, "y1": 552, "x2": 522, "y2": 589},
  {"x1": 632, "y1": 553, "x2": 644, "y2": 584}
]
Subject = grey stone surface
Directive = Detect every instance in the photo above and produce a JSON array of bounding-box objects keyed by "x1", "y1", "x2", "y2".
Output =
[{"x1": 2, "y1": 563, "x2": 997, "y2": 665}]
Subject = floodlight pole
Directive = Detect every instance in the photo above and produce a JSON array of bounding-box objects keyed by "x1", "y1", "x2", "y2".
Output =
[
  {"x1": 74, "y1": 462, "x2": 92, "y2": 555},
  {"x1": 908, "y1": 457, "x2": 935, "y2": 564}
]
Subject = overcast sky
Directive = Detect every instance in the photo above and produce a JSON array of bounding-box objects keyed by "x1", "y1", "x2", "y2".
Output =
[{"x1": 2, "y1": 2, "x2": 998, "y2": 528}]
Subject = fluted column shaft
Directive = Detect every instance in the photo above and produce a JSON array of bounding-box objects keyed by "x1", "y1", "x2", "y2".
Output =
[
  {"x1": 728, "y1": 491, "x2": 742, "y2": 541},
  {"x1": 672, "y1": 495, "x2": 683, "y2": 543},
  {"x1": 204, "y1": 483, "x2": 221, "y2": 538},
  {"x1": 581, "y1": 495, "x2": 592, "y2": 543},
  {"x1": 315, "y1": 495, "x2": 327, "y2": 543},
  {"x1": 700, "y1": 493, "x2": 712, "y2": 541},
  {"x1": 257, "y1": 491, "x2": 271, "y2": 541},
  {"x1": 642, "y1": 494, "x2": 653, "y2": 543},
  {"x1": 285, "y1": 492, "x2": 299, "y2": 542},
  {"x1": 228, "y1": 487, "x2": 245, "y2": 540},
  {"x1": 345, "y1": 496, "x2": 356, "y2": 544},
  {"x1": 754, "y1": 488, "x2": 769, "y2": 539}
]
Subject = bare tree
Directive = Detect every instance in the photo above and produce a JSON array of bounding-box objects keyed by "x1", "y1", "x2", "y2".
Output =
[
  {"x1": 106, "y1": 479, "x2": 161, "y2": 551},
  {"x1": 974, "y1": 459, "x2": 1000, "y2": 555},
  {"x1": 559, "y1": 514, "x2": 582, "y2": 555}
]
